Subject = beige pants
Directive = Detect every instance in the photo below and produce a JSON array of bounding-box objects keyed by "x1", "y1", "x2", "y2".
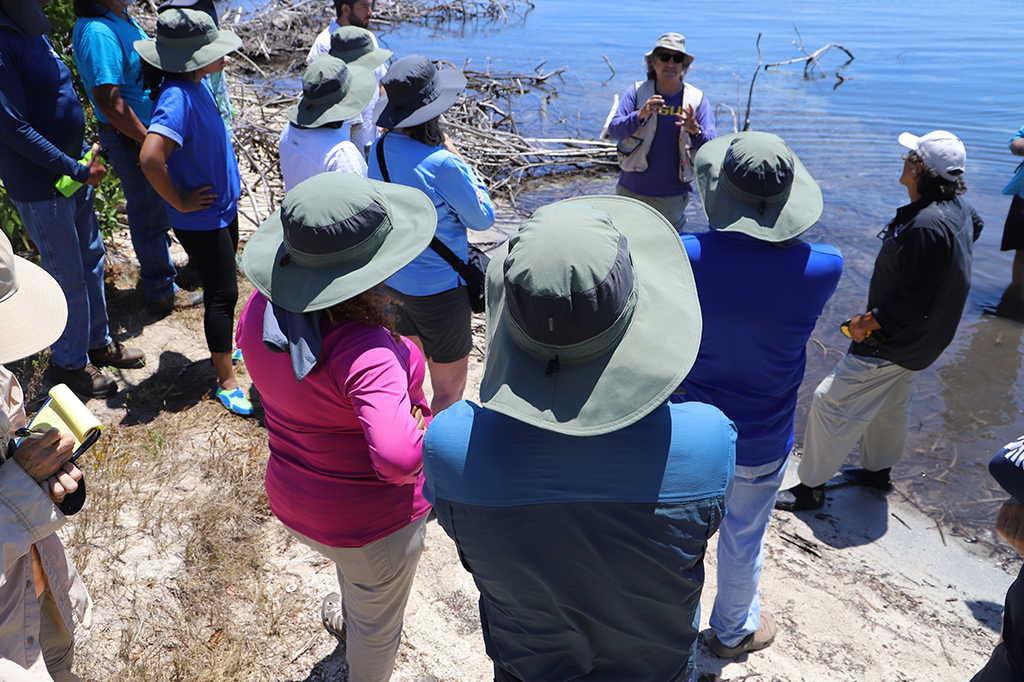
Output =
[
  {"x1": 614, "y1": 184, "x2": 690, "y2": 232},
  {"x1": 798, "y1": 353, "x2": 919, "y2": 488},
  {"x1": 288, "y1": 517, "x2": 427, "y2": 682}
]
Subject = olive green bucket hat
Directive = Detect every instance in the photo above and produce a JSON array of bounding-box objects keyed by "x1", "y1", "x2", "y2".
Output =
[
  {"x1": 287, "y1": 55, "x2": 377, "y2": 128},
  {"x1": 241, "y1": 173, "x2": 437, "y2": 313},
  {"x1": 134, "y1": 8, "x2": 241, "y2": 73},
  {"x1": 329, "y1": 26, "x2": 392, "y2": 71},
  {"x1": 694, "y1": 131, "x2": 823, "y2": 242},
  {"x1": 480, "y1": 196, "x2": 702, "y2": 436}
]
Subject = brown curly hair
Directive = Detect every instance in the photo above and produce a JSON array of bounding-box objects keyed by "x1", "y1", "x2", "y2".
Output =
[{"x1": 322, "y1": 285, "x2": 401, "y2": 342}]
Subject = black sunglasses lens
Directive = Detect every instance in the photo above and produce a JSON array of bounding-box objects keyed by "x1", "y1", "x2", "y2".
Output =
[{"x1": 658, "y1": 52, "x2": 684, "y2": 64}]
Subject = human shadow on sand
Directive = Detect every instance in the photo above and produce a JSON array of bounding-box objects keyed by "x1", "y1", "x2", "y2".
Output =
[{"x1": 780, "y1": 476, "x2": 891, "y2": 549}]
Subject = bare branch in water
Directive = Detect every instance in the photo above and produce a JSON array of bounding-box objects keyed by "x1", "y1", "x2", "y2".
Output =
[{"x1": 743, "y1": 33, "x2": 762, "y2": 132}]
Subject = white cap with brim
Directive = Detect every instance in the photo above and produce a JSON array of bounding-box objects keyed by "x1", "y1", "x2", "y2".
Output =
[
  {"x1": 0, "y1": 232, "x2": 68, "y2": 364},
  {"x1": 898, "y1": 130, "x2": 966, "y2": 182}
]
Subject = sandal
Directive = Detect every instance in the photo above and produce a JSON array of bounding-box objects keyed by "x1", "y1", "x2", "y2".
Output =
[{"x1": 214, "y1": 385, "x2": 253, "y2": 415}]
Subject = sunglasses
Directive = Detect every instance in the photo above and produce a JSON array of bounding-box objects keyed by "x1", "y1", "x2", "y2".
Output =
[{"x1": 657, "y1": 52, "x2": 686, "y2": 64}]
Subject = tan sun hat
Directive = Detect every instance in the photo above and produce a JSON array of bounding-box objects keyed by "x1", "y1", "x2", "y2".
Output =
[{"x1": 0, "y1": 231, "x2": 68, "y2": 364}]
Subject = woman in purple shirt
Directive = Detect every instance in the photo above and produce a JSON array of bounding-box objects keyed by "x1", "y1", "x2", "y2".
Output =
[{"x1": 238, "y1": 172, "x2": 438, "y2": 682}]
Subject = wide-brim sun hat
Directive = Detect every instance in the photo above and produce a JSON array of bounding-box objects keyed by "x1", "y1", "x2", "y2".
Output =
[
  {"x1": 134, "y1": 8, "x2": 241, "y2": 73},
  {"x1": 374, "y1": 55, "x2": 466, "y2": 129},
  {"x1": 242, "y1": 172, "x2": 437, "y2": 313},
  {"x1": 897, "y1": 130, "x2": 966, "y2": 182},
  {"x1": 329, "y1": 26, "x2": 392, "y2": 71},
  {"x1": 694, "y1": 131, "x2": 823, "y2": 243},
  {"x1": 645, "y1": 32, "x2": 695, "y2": 69},
  {"x1": 287, "y1": 55, "x2": 378, "y2": 128},
  {"x1": 480, "y1": 196, "x2": 702, "y2": 436},
  {"x1": 0, "y1": 231, "x2": 68, "y2": 364}
]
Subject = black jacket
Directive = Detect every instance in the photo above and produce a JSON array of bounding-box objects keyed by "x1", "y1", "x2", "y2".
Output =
[{"x1": 851, "y1": 194, "x2": 983, "y2": 371}]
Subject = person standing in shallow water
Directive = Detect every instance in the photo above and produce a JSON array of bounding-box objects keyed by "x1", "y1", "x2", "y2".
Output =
[
  {"x1": 608, "y1": 32, "x2": 716, "y2": 232},
  {"x1": 777, "y1": 130, "x2": 983, "y2": 512}
]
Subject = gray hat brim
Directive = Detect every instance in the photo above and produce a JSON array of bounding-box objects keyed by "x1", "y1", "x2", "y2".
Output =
[
  {"x1": 340, "y1": 47, "x2": 392, "y2": 72},
  {"x1": 134, "y1": 30, "x2": 241, "y2": 73},
  {"x1": 241, "y1": 177, "x2": 437, "y2": 313},
  {"x1": 286, "y1": 61, "x2": 378, "y2": 128},
  {"x1": 694, "y1": 132, "x2": 823, "y2": 242},
  {"x1": 374, "y1": 66, "x2": 466, "y2": 129},
  {"x1": 480, "y1": 195, "x2": 702, "y2": 436}
]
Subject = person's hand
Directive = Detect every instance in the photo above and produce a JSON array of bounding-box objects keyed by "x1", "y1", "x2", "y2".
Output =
[
  {"x1": 411, "y1": 405, "x2": 427, "y2": 432},
  {"x1": 179, "y1": 185, "x2": 216, "y2": 213},
  {"x1": 42, "y1": 461, "x2": 82, "y2": 506},
  {"x1": 638, "y1": 94, "x2": 665, "y2": 121},
  {"x1": 675, "y1": 103, "x2": 701, "y2": 135},
  {"x1": 847, "y1": 311, "x2": 881, "y2": 343},
  {"x1": 12, "y1": 428, "x2": 75, "y2": 483},
  {"x1": 997, "y1": 501, "x2": 1024, "y2": 556},
  {"x1": 84, "y1": 143, "x2": 107, "y2": 186}
]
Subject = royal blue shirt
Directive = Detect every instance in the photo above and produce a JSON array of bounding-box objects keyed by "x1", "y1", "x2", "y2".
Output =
[
  {"x1": 73, "y1": 8, "x2": 153, "y2": 126},
  {"x1": 0, "y1": 13, "x2": 89, "y2": 201},
  {"x1": 677, "y1": 231, "x2": 843, "y2": 467},
  {"x1": 149, "y1": 78, "x2": 240, "y2": 231},
  {"x1": 423, "y1": 401, "x2": 736, "y2": 682}
]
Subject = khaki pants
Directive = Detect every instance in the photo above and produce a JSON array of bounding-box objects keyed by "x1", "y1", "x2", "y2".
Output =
[
  {"x1": 798, "y1": 354, "x2": 919, "y2": 488},
  {"x1": 614, "y1": 184, "x2": 690, "y2": 232},
  {"x1": 288, "y1": 517, "x2": 427, "y2": 682}
]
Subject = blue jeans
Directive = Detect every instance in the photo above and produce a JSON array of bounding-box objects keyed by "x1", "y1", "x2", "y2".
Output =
[
  {"x1": 99, "y1": 129, "x2": 177, "y2": 302},
  {"x1": 13, "y1": 187, "x2": 111, "y2": 370},
  {"x1": 709, "y1": 454, "x2": 789, "y2": 647}
]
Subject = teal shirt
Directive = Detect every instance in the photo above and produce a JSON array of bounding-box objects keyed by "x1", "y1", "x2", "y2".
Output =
[
  {"x1": 423, "y1": 401, "x2": 736, "y2": 682},
  {"x1": 72, "y1": 8, "x2": 152, "y2": 126}
]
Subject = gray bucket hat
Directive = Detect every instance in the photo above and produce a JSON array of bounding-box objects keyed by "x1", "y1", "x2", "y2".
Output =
[
  {"x1": 694, "y1": 131, "x2": 823, "y2": 242},
  {"x1": 645, "y1": 33, "x2": 695, "y2": 69},
  {"x1": 329, "y1": 26, "x2": 392, "y2": 71},
  {"x1": 287, "y1": 55, "x2": 378, "y2": 128},
  {"x1": 134, "y1": 8, "x2": 241, "y2": 73},
  {"x1": 374, "y1": 55, "x2": 466, "y2": 129},
  {"x1": 242, "y1": 172, "x2": 437, "y2": 313},
  {"x1": 480, "y1": 196, "x2": 702, "y2": 436},
  {"x1": 0, "y1": 231, "x2": 67, "y2": 364}
]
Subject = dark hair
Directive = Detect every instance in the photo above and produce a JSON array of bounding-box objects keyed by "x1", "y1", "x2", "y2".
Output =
[
  {"x1": 322, "y1": 285, "x2": 400, "y2": 341},
  {"x1": 333, "y1": 0, "x2": 358, "y2": 18},
  {"x1": 907, "y1": 150, "x2": 967, "y2": 197},
  {"x1": 400, "y1": 115, "x2": 445, "y2": 147},
  {"x1": 140, "y1": 61, "x2": 185, "y2": 101},
  {"x1": 73, "y1": 0, "x2": 106, "y2": 18}
]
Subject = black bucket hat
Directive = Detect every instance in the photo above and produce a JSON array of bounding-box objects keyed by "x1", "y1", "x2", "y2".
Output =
[{"x1": 374, "y1": 55, "x2": 466, "y2": 129}]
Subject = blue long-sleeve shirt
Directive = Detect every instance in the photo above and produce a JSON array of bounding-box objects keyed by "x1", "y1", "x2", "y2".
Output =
[{"x1": 0, "y1": 11, "x2": 89, "y2": 202}]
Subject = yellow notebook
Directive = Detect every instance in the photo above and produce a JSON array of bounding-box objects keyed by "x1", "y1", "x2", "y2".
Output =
[{"x1": 21, "y1": 384, "x2": 102, "y2": 461}]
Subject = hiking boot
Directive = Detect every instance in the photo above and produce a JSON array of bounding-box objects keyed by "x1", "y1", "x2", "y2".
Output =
[
  {"x1": 844, "y1": 467, "x2": 893, "y2": 492},
  {"x1": 89, "y1": 341, "x2": 145, "y2": 369},
  {"x1": 707, "y1": 612, "x2": 777, "y2": 658},
  {"x1": 775, "y1": 483, "x2": 825, "y2": 512},
  {"x1": 321, "y1": 592, "x2": 346, "y2": 641},
  {"x1": 49, "y1": 363, "x2": 117, "y2": 398},
  {"x1": 151, "y1": 289, "x2": 204, "y2": 311}
]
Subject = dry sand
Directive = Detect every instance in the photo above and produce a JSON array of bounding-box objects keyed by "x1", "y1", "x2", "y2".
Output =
[{"x1": 43, "y1": 213, "x2": 1018, "y2": 682}]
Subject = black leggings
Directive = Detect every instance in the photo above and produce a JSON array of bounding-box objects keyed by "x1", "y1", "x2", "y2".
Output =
[{"x1": 172, "y1": 217, "x2": 239, "y2": 354}]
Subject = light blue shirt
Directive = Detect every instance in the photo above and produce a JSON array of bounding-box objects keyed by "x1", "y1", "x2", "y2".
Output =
[
  {"x1": 72, "y1": 8, "x2": 152, "y2": 126},
  {"x1": 149, "y1": 78, "x2": 240, "y2": 231},
  {"x1": 368, "y1": 132, "x2": 494, "y2": 296}
]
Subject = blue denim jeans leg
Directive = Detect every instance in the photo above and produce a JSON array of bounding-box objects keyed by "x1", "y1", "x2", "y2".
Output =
[
  {"x1": 99, "y1": 129, "x2": 177, "y2": 302},
  {"x1": 13, "y1": 186, "x2": 112, "y2": 369},
  {"x1": 709, "y1": 454, "x2": 790, "y2": 648}
]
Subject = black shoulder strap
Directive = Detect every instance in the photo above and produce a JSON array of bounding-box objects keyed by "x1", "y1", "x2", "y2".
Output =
[
  {"x1": 375, "y1": 131, "x2": 390, "y2": 183},
  {"x1": 374, "y1": 131, "x2": 466, "y2": 273}
]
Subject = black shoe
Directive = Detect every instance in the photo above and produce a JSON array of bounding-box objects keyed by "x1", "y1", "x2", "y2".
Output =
[
  {"x1": 844, "y1": 467, "x2": 892, "y2": 492},
  {"x1": 89, "y1": 341, "x2": 146, "y2": 369},
  {"x1": 775, "y1": 483, "x2": 825, "y2": 512},
  {"x1": 49, "y1": 363, "x2": 117, "y2": 398}
]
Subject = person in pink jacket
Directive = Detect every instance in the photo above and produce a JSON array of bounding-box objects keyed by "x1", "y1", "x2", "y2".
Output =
[{"x1": 237, "y1": 172, "x2": 438, "y2": 682}]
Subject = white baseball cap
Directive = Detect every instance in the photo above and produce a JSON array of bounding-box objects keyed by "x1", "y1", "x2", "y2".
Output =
[{"x1": 898, "y1": 130, "x2": 966, "y2": 182}]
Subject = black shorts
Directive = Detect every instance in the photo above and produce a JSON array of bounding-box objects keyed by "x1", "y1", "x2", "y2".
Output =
[
  {"x1": 385, "y1": 285, "x2": 472, "y2": 364},
  {"x1": 1003, "y1": 194, "x2": 1024, "y2": 251}
]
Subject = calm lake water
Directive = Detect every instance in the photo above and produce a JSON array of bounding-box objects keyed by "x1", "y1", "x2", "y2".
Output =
[{"x1": 265, "y1": 1, "x2": 1024, "y2": 547}]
